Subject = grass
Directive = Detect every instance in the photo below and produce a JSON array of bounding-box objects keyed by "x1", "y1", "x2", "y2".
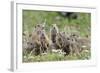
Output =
[
  {"x1": 23, "y1": 10, "x2": 91, "y2": 37},
  {"x1": 23, "y1": 50, "x2": 91, "y2": 62},
  {"x1": 22, "y1": 10, "x2": 91, "y2": 62}
]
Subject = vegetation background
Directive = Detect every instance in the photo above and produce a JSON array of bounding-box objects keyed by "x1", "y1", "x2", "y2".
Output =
[{"x1": 22, "y1": 10, "x2": 91, "y2": 62}]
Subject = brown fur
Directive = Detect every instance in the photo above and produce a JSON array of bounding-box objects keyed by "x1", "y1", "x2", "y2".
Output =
[{"x1": 50, "y1": 24, "x2": 59, "y2": 43}]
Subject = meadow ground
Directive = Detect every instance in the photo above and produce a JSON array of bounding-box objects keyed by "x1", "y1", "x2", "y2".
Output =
[{"x1": 22, "y1": 10, "x2": 91, "y2": 62}]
